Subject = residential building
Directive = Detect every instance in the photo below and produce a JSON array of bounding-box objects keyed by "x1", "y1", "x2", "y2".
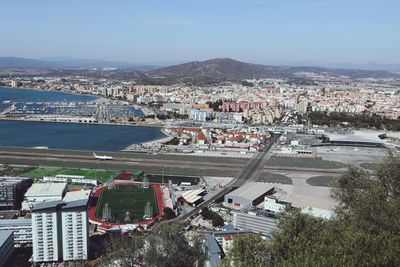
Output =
[
  {"x1": 32, "y1": 201, "x2": 64, "y2": 262},
  {"x1": 0, "y1": 218, "x2": 32, "y2": 246},
  {"x1": 61, "y1": 199, "x2": 89, "y2": 261},
  {"x1": 0, "y1": 177, "x2": 33, "y2": 210},
  {"x1": 31, "y1": 198, "x2": 89, "y2": 263}
]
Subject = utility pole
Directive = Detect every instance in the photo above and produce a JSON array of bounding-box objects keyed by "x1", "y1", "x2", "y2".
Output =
[{"x1": 162, "y1": 167, "x2": 164, "y2": 185}]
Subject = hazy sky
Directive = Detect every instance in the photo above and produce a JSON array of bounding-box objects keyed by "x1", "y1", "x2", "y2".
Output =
[{"x1": 1, "y1": 0, "x2": 399, "y2": 64}]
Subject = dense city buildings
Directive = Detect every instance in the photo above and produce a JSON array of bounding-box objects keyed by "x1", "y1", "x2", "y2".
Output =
[{"x1": 1, "y1": 74, "x2": 399, "y2": 126}]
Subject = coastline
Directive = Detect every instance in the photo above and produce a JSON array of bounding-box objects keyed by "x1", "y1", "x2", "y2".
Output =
[
  {"x1": 0, "y1": 85, "x2": 100, "y2": 101},
  {"x1": 0, "y1": 116, "x2": 166, "y2": 128},
  {"x1": 122, "y1": 128, "x2": 173, "y2": 151}
]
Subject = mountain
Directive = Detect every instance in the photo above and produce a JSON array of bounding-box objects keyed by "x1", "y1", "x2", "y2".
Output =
[
  {"x1": 41, "y1": 57, "x2": 140, "y2": 68},
  {"x1": 0, "y1": 57, "x2": 155, "y2": 70},
  {"x1": 146, "y1": 58, "x2": 288, "y2": 82},
  {"x1": 144, "y1": 58, "x2": 399, "y2": 83},
  {"x1": 0, "y1": 57, "x2": 58, "y2": 68},
  {"x1": 1, "y1": 57, "x2": 399, "y2": 82}
]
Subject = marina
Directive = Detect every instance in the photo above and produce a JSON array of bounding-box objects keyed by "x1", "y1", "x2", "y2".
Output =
[{"x1": 0, "y1": 87, "x2": 166, "y2": 151}]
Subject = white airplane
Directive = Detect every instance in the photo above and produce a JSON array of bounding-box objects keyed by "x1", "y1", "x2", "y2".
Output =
[{"x1": 93, "y1": 152, "x2": 113, "y2": 160}]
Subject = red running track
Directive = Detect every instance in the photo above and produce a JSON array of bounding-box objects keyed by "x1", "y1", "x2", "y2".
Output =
[{"x1": 89, "y1": 182, "x2": 164, "y2": 230}]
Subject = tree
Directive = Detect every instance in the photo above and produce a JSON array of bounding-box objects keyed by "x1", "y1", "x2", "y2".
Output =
[
  {"x1": 220, "y1": 234, "x2": 269, "y2": 267},
  {"x1": 104, "y1": 223, "x2": 206, "y2": 267},
  {"x1": 221, "y1": 156, "x2": 400, "y2": 267},
  {"x1": 211, "y1": 212, "x2": 224, "y2": 227}
]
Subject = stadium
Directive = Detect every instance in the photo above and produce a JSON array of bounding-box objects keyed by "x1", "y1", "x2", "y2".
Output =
[{"x1": 89, "y1": 179, "x2": 164, "y2": 231}]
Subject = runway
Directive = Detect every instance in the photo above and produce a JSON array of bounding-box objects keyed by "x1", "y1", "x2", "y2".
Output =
[{"x1": 0, "y1": 146, "x2": 346, "y2": 177}]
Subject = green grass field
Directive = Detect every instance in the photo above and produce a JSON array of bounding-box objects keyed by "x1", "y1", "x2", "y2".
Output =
[
  {"x1": 306, "y1": 176, "x2": 339, "y2": 187},
  {"x1": 255, "y1": 172, "x2": 293, "y2": 184},
  {"x1": 96, "y1": 184, "x2": 159, "y2": 224},
  {"x1": 22, "y1": 167, "x2": 120, "y2": 183}
]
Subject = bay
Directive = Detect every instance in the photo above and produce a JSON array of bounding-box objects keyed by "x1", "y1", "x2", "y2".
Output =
[
  {"x1": 0, "y1": 87, "x2": 164, "y2": 151},
  {"x1": 0, "y1": 120, "x2": 165, "y2": 151}
]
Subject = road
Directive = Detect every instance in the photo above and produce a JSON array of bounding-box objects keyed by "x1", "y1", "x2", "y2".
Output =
[{"x1": 177, "y1": 135, "x2": 279, "y2": 222}]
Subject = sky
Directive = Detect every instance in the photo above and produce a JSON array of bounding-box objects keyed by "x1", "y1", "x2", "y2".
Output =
[{"x1": 1, "y1": 0, "x2": 399, "y2": 65}]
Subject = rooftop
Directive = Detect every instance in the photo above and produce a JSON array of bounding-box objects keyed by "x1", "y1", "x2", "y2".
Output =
[
  {"x1": 32, "y1": 200, "x2": 64, "y2": 212},
  {"x1": 63, "y1": 190, "x2": 91, "y2": 202},
  {"x1": 0, "y1": 218, "x2": 31, "y2": 226},
  {"x1": 25, "y1": 183, "x2": 67, "y2": 197},
  {"x1": 0, "y1": 176, "x2": 31, "y2": 187},
  {"x1": 204, "y1": 234, "x2": 222, "y2": 266},
  {"x1": 0, "y1": 230, "x2": 13, "y2": 247},
  {"x1": 62, "y1": 199, "x2": 89, "y2": 211},
  {"x1": 226, "y1": 182, "x2": 274, "y2": 200},
  {"x1": 327, "y1": 131, "x2": 385, "y2": 144}
]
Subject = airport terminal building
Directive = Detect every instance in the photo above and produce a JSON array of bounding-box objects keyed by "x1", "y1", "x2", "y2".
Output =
[{"x1": 318, "y1": 131, "x2": 386, "y2": 148}]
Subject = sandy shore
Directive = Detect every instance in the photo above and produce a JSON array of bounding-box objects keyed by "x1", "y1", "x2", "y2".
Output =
[{"x1": 122, "y1": 129, "x2": 174, "y2": 151}]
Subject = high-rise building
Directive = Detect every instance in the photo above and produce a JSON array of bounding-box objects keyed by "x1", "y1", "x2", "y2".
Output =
[
  {"x1": 61, "y1": 199, "x2": 89, "y2": 261},
  {"x1": 32, "y1": 201, "x2": 64, "y2": 262},
  {"x1": 0, "y1": 177, "x2": 33, "y2": 210},
  {"x1": 31, "y1": 198, "x2": 89, "y2": 263}
]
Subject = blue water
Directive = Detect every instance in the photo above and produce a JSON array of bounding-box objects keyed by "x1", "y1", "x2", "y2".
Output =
[
  {"x1": 0, "y1": 120, "x2": 165, "y2": 151},
  {"x1": 0, "y1": 86, "x2": 97, "y2": 103},
  {"x1": 0, "y1": 87, "x2": 164, "y2": 151}
]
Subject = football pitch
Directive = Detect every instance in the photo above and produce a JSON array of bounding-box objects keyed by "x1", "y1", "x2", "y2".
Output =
[{"x1": 95, "y1": 184, "x2": 159, "y2": 223}]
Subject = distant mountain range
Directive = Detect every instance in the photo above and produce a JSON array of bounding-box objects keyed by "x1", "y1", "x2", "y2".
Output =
[
  {"x1": 0, "y1": 57, "x2": 155, "y2": 70},
  {"x1": 143, "y1": 58, "x2": 399, "y2": 83},
  {"x1": 1, "y1": 57, "x2": 399, "y2": 83}
]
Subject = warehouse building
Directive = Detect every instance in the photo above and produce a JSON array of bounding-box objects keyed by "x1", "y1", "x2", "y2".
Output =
[
  {"x1": 0, "y1": 218, "x2": 32, "y2": 247},
  {"x1": 224, "y1": 182, "x2": 274, "y2": 210},
  {"x1": 22, "y1": 183, "x2": 67, "y2": 210},
  {"x1": 0, "y1": 177, "x2": 33, "y2": 210}
]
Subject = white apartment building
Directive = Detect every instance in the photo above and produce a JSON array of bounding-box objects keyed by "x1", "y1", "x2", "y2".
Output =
[
  {"x1": 61, "y1": 199, "x2": 89, "y2": 261},
  {"x1": 31, "y1": 198, "x2": 89, "y2": 263},
  {"x1": 32, "y1": 201, "x2": 63, "y2": 262},
  {"x1": 0, "y1": 218, "x2": 32, "y2": 246}
]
